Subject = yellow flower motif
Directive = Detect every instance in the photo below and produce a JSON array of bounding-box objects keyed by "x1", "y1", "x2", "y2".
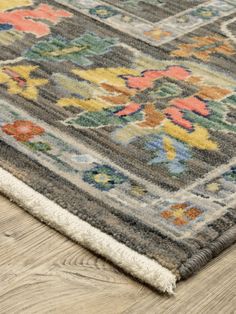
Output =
[
  {"x1": 163, "y1": 136, "x2": 176, "y2": 160},
  {"x1": 206, "y1": 182, "x2": 220, "y2": 192},
  {"x1": 58, "y1": 67, "x2": 139, "y2": 111},
  {"x1": 0, "y1": 0, "x2": 32, "y2": 11},
  {"x1": 94, "y1": 173, "x2": 110, "y2": 184},
  {"x1": 72, "y1": 67, "x2": 139, "y2": 87},
  {"x1": 163, "y1": 120, "x2": 218, "y2": 151},
  {"x1": 0, "y1": 65, "x2": 48, "y2": 100},
  {"x1": 130, "y1": 184, "x2": 147, "y2": 197},
  {"x1": 112, "y1": 119, "x2": 218, "y2": 150}
]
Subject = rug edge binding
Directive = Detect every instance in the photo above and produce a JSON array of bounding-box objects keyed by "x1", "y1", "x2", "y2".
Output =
[
  {"x1": 179, "y1": 222, "x2": 236, "y2": 279},
  {"x1": 0, "y1": 166, "x2": 176, "y2": 294}
]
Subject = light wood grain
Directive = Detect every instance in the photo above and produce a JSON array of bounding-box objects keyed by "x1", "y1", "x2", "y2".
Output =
[{"x1": 0, "y1": 193, "x2": 235, "y2": 314}]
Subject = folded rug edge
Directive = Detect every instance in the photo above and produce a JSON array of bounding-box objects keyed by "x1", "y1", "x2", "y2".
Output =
[{"x1": 0, "y1": 166, "x2": 176, "y2": 295}]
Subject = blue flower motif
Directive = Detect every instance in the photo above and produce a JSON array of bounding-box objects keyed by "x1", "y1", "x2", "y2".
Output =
[
  {"x1": 145, "y1": 135, "x2": 191, "y2": 174},
  {"x1": 191, "y1": 6, "x2": 219, "y2": 20},
  {"x1": 83, "y1": 165, "x2": 127, "y2": 191},
  {"x1": 89, "y1": 5, "x2": 119, "y2": 19}
]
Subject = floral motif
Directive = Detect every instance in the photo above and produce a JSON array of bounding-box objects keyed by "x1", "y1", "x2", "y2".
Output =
[
  {"x1": 60, "y1": 62, "x2": 236, "y2": 173},
  {"x1": 89, "y1": 5, "x2": 119, "y2": 19},
  {"x1": 0, "y1": 65, "x2": 48, "y2": 100},
  {"x1": 144, "y1": 28, "x2": 171, "y2": 41},
  {"x1": 65, "y1": 104, "x2": 143, "y2": 128},
  {"x1": 0, "y1": 100, "x2": 93, "y2": 174},
  {"x1": 223, "y1": 167, "x2": 236, "y2": 183},
  {"x1": 145, "y1": 134, "x2": 191, "y2": 174},
  {"x1": 192, "y1": 164, "x2": 236, "y2": 201},
  {"x1": 205, "y1": 181, "x2": 221, "y2": 193},
  {"x1": 58, "y1": 67, "x2": 139, "y2": 110},
  {"x1": 190, "y1": 6, "x2": 219, "y2": 20},
  {"x1": 171, "y1": 36, "x2": 235, "y2": 61},
  {"x1": 2, "y1": 120, "x2": 45, "y2": 142},
  {"x1": 161, "y1": 203, "x2": 203, "y2": 226},
  {"x1": 0, "y1": 4, "x2": 72, "y2": 37},
  {"x1": 184, "y1": 95, "x2": 236, "y2": 134},
  {"x1": 24, "y1": 33, "x2": 117, "y2": 66},
  {"x1": 176, "y1": 15, "x2": 191, "y2": 25},
  {"x1": 165, "y1": 96, "x2": 209, "y2": 130},
  {"x1": 83, "y1": 165, "x2": 127, "y2": 191},
  {"x1": 123, "y1": 66, "x2": 191, "y2": 90},
  {"x1": 128, "y1": 182, "x2": 148, "y2": 199},
  {"x1": 146, "y1": 81, "x2": 182, "y2": 99}
]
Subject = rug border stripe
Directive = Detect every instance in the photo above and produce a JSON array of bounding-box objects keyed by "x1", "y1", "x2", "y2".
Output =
[{"x1": 0, "y1": 167, "x2": 176, "y2": 294}]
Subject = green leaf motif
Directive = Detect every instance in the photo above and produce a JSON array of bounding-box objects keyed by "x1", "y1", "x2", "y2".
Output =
[
  {"x1": 25, "y1": 141, "x2": 51, "y2": 152},
  {"x1": 24, "y1": 33, "x2": 117, "y2": 66},
  {"x1": 185, "y1": 94, "x2": 236, "y2": 133},
  {"x1": 65, "y1": 106, "x2": 143, "y2": 128}
]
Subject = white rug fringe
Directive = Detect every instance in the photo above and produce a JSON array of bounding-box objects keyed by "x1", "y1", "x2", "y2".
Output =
[{"x1": 0, "y1": 167, "x2": 176, "y2": 294}]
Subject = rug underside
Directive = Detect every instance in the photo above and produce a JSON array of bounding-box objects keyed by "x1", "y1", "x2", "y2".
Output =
[{"x1": 0, "y1": 0, "x2": 235, "y2": 294}]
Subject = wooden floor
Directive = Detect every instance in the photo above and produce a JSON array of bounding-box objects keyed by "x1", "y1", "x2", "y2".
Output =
[{"x1": 0, "y1": 194, "x2": 235, "y2": 314}]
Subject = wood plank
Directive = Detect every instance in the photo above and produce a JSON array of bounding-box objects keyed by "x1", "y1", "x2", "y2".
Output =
[{"x1": 0, "y1": 194, "x2": 235, "y2": 314}]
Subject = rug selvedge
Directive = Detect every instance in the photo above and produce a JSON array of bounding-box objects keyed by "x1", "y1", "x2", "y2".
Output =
[{"x1": 0, "y1": 0, "x2": 235, "y2": 293}]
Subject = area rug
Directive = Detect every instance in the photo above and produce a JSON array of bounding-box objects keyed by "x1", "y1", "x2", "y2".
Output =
[{"x1": 0, "y1": 0, "x2": 236, "y2": 294}]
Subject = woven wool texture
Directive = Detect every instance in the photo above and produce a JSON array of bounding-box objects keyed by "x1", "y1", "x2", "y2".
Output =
[{"x1": 0, "y1": 0, "x2": 235, "y2": 294}]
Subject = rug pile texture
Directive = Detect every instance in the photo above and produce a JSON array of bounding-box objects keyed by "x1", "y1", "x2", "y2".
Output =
[{"x1": 0, "y1": 0, "x2": 235, "y2": 294}]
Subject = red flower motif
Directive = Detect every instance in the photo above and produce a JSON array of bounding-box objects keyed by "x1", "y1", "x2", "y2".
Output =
[{"x1": 2, "y1": 120, "x2": 45, "y2": 142}]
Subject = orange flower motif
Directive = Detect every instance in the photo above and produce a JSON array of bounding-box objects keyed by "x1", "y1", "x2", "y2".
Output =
[
  {"x1": 144, "y1": 27, "x2": 171, "y2": 40},
  {"x1": 161, "y1": 203, "x2": 202, "y2": 226},
  {"x1": 185, "y1": 207, "x2": 202, "y2": 220},
  {"x1": 174, "y1": 217, "x2": 187, "y2": 226},
  {"x1": 161, "y1": 210, "x2": 173, "y2": 219},
  {"x1": 171, "y1": 36, "x2": 235, "y2": 61},
  {"x1": 2, "y1": 120, "x2": 44, "y2": 142}
]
